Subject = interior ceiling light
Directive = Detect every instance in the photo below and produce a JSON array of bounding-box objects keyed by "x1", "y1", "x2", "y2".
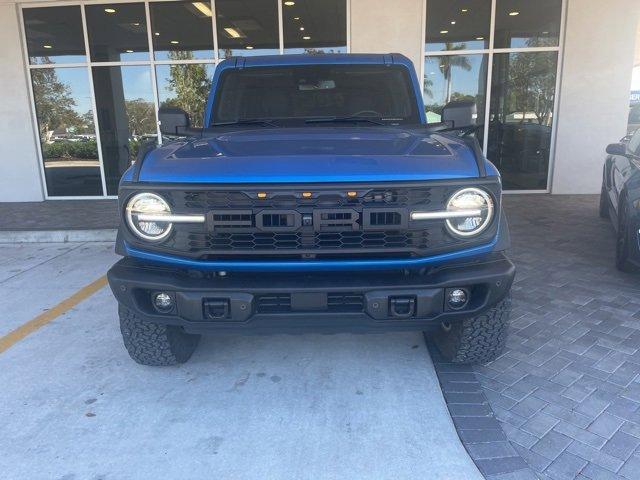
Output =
[
  {"x1": 191, "y1": 2, "x2": 213, "y2": 17},
  {"x1": 451, "y1": 21, "x2": 456, "y2": 24},
  {"x1": 126, "y1": 49, "x2": 134, "y2": 53},
  {"x1": 440, "y1": 30, "x2": 448, "y2": 34},
  {"x1": 223, "y1": 27, "x2": 244, "y2": 38},
  {"x1": 284, "y1": 1, "x2": 295, "y2": 5},
  {"x1": 245, "y1": 45, "x2": 254, "y2": 49},
  {"x1": 104, "y1": 8, "x2": 116, "y2": 13},
  {"x1": 299, "y1": 27, "x2": 305, "y2": 31},
  {"x1": 509, "y1": 11, "x2": 519, "y2": 16},
  {"x1": 154, "y1": 32, "x2": 160, "y2": 36},
  {"x1": 170, "y1": 40, "x2": 180, "y2": 44},
  {"x1": 303, "y1": 36, "x2": 311, "y2": 40},
  {"x1": 461, "y1": 8, "x2": 468, "y2": 12},
  {"x1": 294, "y1": 16, "x2": 300, "y2": 20},
  {"x1": 43, "y1": 44, "x2": 52, "y2": 49},
  {"x1": 133, "y1": 22, "x2": 140, "y2": 26}
]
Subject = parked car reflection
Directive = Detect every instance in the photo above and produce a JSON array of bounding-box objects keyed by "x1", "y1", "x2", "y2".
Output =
[{"x1": 487, "y1": 118, "x2": 552, "y2": 190}]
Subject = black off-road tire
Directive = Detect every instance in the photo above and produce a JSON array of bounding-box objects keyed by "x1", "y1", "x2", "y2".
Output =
[
  {"x1": 119, "y1": 305, "x2": 200, "y2": 366},
  {"x1": 599, "y1": 183, "x2": 610, "y2": 219},
  {"x1": 434, "y1": 295, "x2": 511, "y2": 365}
]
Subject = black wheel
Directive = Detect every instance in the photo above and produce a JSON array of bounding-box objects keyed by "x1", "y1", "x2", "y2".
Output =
[
  {"x1": 433, "y1": 296, "x2": 511, "y2": 365},
  {"x1": 599, "y1": 183, "x2": 610, "y2": 219},
  {"x1": 616, "y1": 201, "x2": 638, "y2": 273},
  {"x1": 119, "y1": 305, "x2": 200, "y2": 366}
]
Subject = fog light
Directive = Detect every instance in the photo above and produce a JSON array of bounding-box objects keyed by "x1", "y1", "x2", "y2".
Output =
[
  {"x1": 153, "y1": 292, "x2": 173, "y2": 312},
  {"x1": 447, "y1": 288, "x2": 468, "y2": 310}
]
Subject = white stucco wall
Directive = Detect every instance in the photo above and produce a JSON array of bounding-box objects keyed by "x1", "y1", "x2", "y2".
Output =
[
  {"x1": 349, "y1": 0, "x2": 424, "y2": 77},
  {"x1": 552, "y1": 0, "x2": 640, "y2": 194},
  {"x1": 0, "y1": 2, "x2": 44, "y2": 201}
]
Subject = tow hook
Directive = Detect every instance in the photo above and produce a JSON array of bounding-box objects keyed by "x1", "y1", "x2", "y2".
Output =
[{"x1": 389, "y1": 296, "x2": 416, "y2": 318}]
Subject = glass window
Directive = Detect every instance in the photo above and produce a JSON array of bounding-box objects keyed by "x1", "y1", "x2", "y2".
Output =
[
  {"x1": 487, "y1": 52, "x2": 558, "y2": 190},
  {"x1": 494, "y1": 0, "x2": 562, "y2": 49},
  {"x1": 31, "y1": 67, "x2": 102, "y2": 196},
  {"x1": 150, "y1": 1, "x2": 215, "y2": 60},
  {"x1": 628, "y1": 129, "x2": 640, "y2": 155},
  {"x1": 85, "y1": 3, "x2": 149, "y2": 62},
  {"x1": 93, "y1": 66, "x2": 156, "y2": 195},
  {"x1": 425, "y1": 0, "x2": 491, "y2": 52},
  {"x1": 23, "y1": 7, "x2": 86, "y2": 65},
  {"x1": 211, "y1": 65, "x2": 420, "y2": 125},
  {"x1": 282, "y1": 0, "x2": 346, "y2": 54},
  {"x1": 629, "y1": 103, "x2": 640, "y2": 133},
  {"x1": 423, "y1": 54, "x2": 488, "y2": 128},
  {"x1": 216, "y1": 0, "x2": 279, "y2": 59},
  {"x1": 156, "y1": 64, "x2": 215, "y2": 128}
]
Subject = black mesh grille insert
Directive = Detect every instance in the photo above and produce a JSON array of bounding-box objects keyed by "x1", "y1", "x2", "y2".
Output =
[
  {"x1": 176, "y1": 187, "x2": 435, "y2": 210},
  {"x1": 187, "y1": 230, "x2": 429, "y2": 252}
]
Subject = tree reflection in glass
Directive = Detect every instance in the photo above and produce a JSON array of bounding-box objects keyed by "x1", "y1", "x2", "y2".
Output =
[
  {"x1": 92, "y1": 65, "x2": 156, "y2": 194},
  {"x1": 156, "y1": 55, "x2": 213, "y2": 129},
  {"x1": 31, "y1": 63, "x2": 102, "y2": 196},
  {"x1": 423, "y1": 52, "x2": 488, "y2": 144}
]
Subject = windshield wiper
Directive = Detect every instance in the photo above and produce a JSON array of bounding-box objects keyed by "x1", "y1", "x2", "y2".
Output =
[
  {"x1": 211, "y1": 118, "x2": 280, "y2": 128},
  {"x1": 305, "y1": 116, "x2": 385, "y2": 126}
]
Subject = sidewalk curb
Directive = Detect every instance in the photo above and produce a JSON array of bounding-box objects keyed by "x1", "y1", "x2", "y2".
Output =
[
  {"x1": 0, "y1": 229, "x2": 117, "y2": 243},
  {"x1": 426, "y1": 339, "x2": 540, "y2": 480}
]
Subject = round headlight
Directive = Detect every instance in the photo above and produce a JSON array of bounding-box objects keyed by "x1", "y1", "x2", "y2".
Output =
[
  {"x1": 126, "y1": 193, "x2": 173, "y2": 241},
  {"x1": 445, "y1": 187, "x2": 494, "y2": 237}
]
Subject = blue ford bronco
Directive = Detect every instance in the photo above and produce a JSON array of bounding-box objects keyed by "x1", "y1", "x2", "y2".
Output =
[{"x1": 107, "y1": 53, "x2": 515, "y2": 366}]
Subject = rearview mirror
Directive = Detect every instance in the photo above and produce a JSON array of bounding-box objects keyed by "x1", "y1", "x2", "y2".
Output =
[
  {"x1": 158, "y1": 107, "x2": 191, "y2": 136},
  {"x1": 606, "y1": 142, "x2": 627, "y2": 156},
  {"x1": 442, "y1": 100, "x2": 478, "y2": 129}
]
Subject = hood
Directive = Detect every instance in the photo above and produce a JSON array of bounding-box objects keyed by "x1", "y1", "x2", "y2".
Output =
[{"x1": 137, "y1": 126, "x2": 480, "y2": 184}]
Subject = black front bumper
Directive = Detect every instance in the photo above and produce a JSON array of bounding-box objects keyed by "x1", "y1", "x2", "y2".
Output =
[{"x1": 108, "y1": 254, "x2": 515, "y2": 335}]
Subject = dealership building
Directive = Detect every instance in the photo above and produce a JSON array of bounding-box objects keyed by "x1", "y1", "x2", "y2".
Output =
[{"x1": 0, "y1": 0, "x2": 638, "y2": 202}]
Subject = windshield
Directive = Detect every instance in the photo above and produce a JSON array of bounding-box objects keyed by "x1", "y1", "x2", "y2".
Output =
[{"x1": 210, "y1": 64, "x2": 421, "y2": 126}]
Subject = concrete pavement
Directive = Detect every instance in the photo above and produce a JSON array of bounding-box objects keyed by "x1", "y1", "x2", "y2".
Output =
[{"x1": 0, "y1": 242, "x2": 482, "y2": 480}]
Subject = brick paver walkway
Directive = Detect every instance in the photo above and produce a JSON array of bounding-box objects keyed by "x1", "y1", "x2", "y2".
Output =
[
  {"x1": 0, "y1": 200, "x2": 118, "y2": 231},
  {"x1": 477, "y1": 194, "x2": 640, "y2": 480}
]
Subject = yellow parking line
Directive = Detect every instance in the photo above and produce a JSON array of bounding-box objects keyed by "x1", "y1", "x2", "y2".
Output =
[{"x1": 0, "y1": 275, "x2": 108, "y2": 355}]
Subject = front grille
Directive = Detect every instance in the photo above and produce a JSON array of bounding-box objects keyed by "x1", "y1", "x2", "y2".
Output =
[
  {"x1": 128, "y1": 182, "x2": 500, "y2": 261},
  {"x1": 179, "y1": 187, "x2": 435, "y2": 210},
  {"x1": 187, "y1": 230, "x2": 429, "y2": 252}
]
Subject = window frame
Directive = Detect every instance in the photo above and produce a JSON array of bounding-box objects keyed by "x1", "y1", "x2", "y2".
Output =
[
  {"x1": 421, "y1": 0, "x2": 567, "y2": 193},
  {"x1": 19, "y1": 0, "x2": 351, "y2": 200}
]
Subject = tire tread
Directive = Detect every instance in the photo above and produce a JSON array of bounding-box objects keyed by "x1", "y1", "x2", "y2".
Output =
[
  {"x1": 119, "y1": 305, "x2": 200, "y2": 366},
  {"x1": 435, "y1": 296, "x2": 511, "y2": 365}
]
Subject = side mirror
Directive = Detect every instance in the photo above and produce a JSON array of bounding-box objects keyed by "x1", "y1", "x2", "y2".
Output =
[
  {"x1": 442, "y1": 100, "x2": 478, "y2": 129},
  {"x1": 158, "y1": 107, "x2": 191, "y2": 136},
  {"x1": 606, "y1": 142, "x2": 627, "y2": 156}
]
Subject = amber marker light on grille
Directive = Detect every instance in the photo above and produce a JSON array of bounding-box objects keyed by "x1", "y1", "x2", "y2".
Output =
[
  {"x1": 347, "y1": 191, "x2": 357, "y2": 198},
  {"x1": 302, "y1": 192, "x2": 312, "y2": 198},
  {"x1": 257, "y1": 192, "x2": 267, "y2": 199}
]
